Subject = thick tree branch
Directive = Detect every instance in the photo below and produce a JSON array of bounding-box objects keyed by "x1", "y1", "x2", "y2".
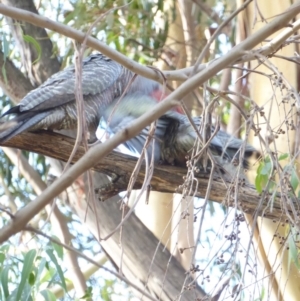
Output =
[
  {"x1": 71, "y1": 193, "x2": 206, "y2": 301},
  {"x1": 0, "y1": 131, "x2": 288, "y2": 223}
]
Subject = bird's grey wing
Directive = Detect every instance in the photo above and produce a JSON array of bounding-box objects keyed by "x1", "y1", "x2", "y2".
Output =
[
  {"x1": 188, "y1": 117, "x2": 244, "y2": 160},
  {"x1": 214, "y1": 128, "x2": 257, "y2": 160},
  {"x1": 169, "y1": 116, "x2": 233, "y2": 162},
  {"x1": 4, "y1": 53, "x2": 123, "y2": 114},
  {"x1": 0, "y1": 54, "x2": 125, "y2": 143}
]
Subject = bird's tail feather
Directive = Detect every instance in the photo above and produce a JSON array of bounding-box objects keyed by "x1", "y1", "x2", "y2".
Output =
[
  {"x1": 0, "y1": 111, "x2": 51, "y2": 143},
  {"x1": 0, "y1": 105, "x2": 22, "y2": 118}
]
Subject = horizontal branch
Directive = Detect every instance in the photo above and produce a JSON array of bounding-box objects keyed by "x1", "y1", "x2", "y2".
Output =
[
  {"x1": 1, "y1": 1, "x2": 299, "y2": 244},
  {"x1": 0, "y1": 2, "x2": 300, "y2": 84},
  {"x1": 0, "y1": 3, "x2": 199, "y2": 82},
  {"x1": 1, "y1": 131, "x2": 289, "y2": 222}
]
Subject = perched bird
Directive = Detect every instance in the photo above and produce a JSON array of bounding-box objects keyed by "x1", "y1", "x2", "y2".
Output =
[
  {"x1": 0, "y1": 51, "x2": 258, "y2": 169},
  {"x1": 0, "y1": 53, "x2": 164, "y2": 143},
  {"x1": 99, "y1": 94, "x2": 258, "y2": 168}
]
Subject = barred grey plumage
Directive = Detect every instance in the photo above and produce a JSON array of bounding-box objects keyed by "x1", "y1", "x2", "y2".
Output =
[
  {"x1": 161, "y1": 115, "x2": 257, "y2": 168},
  {"x1": 0, "y1": 53, "x2": 161, "y2": 143},
  {"x1": 99, "y1": 93, "x2": 258, "y2": 168}
]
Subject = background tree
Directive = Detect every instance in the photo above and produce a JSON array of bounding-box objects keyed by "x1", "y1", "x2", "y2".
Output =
[{"x1": 0, "y1": 1, "x2": 300, "y2": 301}]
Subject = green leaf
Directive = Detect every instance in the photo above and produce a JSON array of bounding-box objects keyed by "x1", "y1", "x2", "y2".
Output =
[
  {"x1": 291, "y1": 168, "x2": 299, "y2": 191},
  {"x1": 157, "y1": 0, "x2": 164, "y2": 10},
  {"x1": 0, "y1": 252, "x2": 5, "y2": 265},
  {"x1": 51, "y1": 236, "x2": 63, "y2": 260},
  {"x1": 28, "y1": 272, "x2": 36, "y2": 286},
  {"x1": 39, "y1": 289, "x2": 56, "y2": 301},
  {"x1": 15, "y1": 249, "x2": 36, "y2": 301},
  {"x1": 260, "y1": 160, "x2": 272, "y2": 175},
  {"x1": 80, "y1": 286, "x2": 93, "y2": 299},
  {"x1": 22, "y1": 35, "x2": 42, "y2": 65},
  {"x1": 1, "y1": 63, "x2": 7, "y2": 86},
  {"x1": 1, "y1": 33, "x2": 9, "y2": 85},
  {"x1": 2, "y1": 33, "x2": 9, "y2": 58},
  {"x1": 46, "y1": 250, "x2": 67, "y2": 292},
  {"x1": 255, "y1": 158, "x2": 274, "y2": 193},
  {"x1": 288, "y1": 231, "x2": 300, "y2": 269},
  {"x1": 255, "y1": 174, "x2": 268, "y2": 193},
  {"x1": 7, "y1": 288, "x2": 17, "y2": 301},
  {"x1": 0, "y1": 245, "x2": 10, "y2": 253},
  {"x1": 278, "y1": 153, "x2": 289, "y2": 161},
  {"x1": 1, "y1": 266, "x2": 10, "y2": 298},
  {"x1": 17, "y1": 283, "x2": 32, "y2": 301},
  {"x1": 63, "y1": 10, "x2": 76, "y2": 25},
  {"x1": 255, "y1": 174, "x2": 262, "y2": 193},
  {"x1": 36, "y1": 257, "x2": 47, "y2": 284},
  {"x1": 40, "y1": 266, "x2": 56, "y2": 284}
]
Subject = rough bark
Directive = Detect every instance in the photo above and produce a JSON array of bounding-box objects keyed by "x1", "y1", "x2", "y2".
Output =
[
  {"x1": 72, "y1": 191, "x2": 206, "y2": 301},
  {"x1": 0, "y1": 131, "x2": 290, "y2": 221}
]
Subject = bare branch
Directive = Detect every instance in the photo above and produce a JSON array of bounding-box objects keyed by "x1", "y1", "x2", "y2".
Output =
[
  {"x1": 0, "y1": 2, "x2": 299, "y2": 83},
  {"x1": 178, "y1": 0, "x2": 198, "y2": 64},
  {"x1": 0, "y1": 131, "x2": 290, "y2": 224},
  {"x1": 0, "y1": 0, "x2": 299, "y2": 247}
]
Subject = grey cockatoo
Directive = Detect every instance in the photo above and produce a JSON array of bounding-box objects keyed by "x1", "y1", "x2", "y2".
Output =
[
  {"x1": 0, "y1": 51, "x2": 257, "y2": 169},
  {"x1": 0, "y1": 53, "x2": 165, "y2": 143}
]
